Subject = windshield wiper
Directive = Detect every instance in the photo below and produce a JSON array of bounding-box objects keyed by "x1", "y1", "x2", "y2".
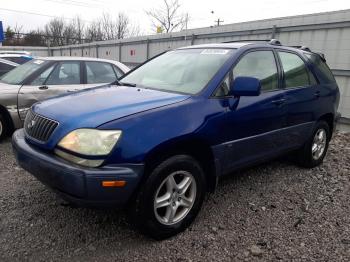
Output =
[
  {"x1": 110, "y1": 79, "x2": 121, "y2": 85},
  {"x1": 109, "y1": 80, "x2": 137, "y2": 87},
  {"x1": 119, "y1": 81, "x2": 137, "y2": 87}
]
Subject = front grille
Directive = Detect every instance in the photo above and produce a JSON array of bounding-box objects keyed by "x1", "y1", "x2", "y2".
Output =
[{"x1": 24, "y1": 110, "x2": 59, "y2": 142}]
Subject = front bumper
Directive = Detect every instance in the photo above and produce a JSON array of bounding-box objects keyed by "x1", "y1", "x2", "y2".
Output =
[{"x1": 12, "y1": 129, "x2": 144, "y2": 208}]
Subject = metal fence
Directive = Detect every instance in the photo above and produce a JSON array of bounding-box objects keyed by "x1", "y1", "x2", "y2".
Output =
[{"x1": 1, "y1": 9, "x2": 350, "y2": 118}]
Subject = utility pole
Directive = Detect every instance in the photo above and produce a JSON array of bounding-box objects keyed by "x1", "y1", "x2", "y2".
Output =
[
  {"x1": 184, "y1": 13, "x2": 189, "y2": 41},
  {"x1": 215, "y1": 18, "x2": 224, "y2": 26}
]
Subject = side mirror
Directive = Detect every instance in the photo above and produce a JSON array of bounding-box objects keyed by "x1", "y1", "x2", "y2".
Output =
[{"x1": 229, "y1": 76, "x2": 261, "y2": 97}]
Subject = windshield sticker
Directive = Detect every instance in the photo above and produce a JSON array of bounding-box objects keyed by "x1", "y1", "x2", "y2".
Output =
[
  {"x1": 200, "y1": 49, "x2": 230, "y2": 55},
  {"x1": 33, "y1": 60, "x2": 44, "y2": 65}
]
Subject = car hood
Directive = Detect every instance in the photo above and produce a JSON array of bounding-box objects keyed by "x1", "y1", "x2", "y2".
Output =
[{"x1": 32, "y1": 85, "x2": 190, "y2": 130}]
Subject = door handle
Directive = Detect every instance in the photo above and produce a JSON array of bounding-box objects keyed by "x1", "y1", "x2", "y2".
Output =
[
  {"x1": 314, "y1": 91, "x2": 321, "y2": 98},
  {"x1": 38, "y1": 85, "x2": 48, "y2": 90},
  {"x1": 271, "y1": 98, "x2": 286, "y2": 106}
]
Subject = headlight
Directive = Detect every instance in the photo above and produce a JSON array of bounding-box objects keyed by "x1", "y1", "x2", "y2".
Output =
[{"x1": 58, "y1": 129, "x2": 122, "y2": 156}]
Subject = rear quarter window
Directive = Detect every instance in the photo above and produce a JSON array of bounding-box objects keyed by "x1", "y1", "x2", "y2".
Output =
[{"x1": 305, "y1": 53, "x2": 336, "y2": 84}]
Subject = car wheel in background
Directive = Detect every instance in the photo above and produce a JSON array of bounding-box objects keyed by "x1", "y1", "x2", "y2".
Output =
[
  {"x1": 128, "y1": 155, "x2": 206, "y2": 240},
  {"x1": 296, "y1": 120, "x2": 330, "y2": 168},
  {"x1": 0, "y1": 113, "x2": 9, "y2": 142}
]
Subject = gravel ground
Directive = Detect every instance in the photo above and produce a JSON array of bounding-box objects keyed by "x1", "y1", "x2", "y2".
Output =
[{"x1": 0, "y1": 132, "x2": 350, "y2": 261}]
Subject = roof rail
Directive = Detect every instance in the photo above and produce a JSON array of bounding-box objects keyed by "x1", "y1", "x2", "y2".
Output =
[
  {"x1": 222, "y1": 39, "x2": 283, "y2": 46},
  {"x1": 222, "y1": 39, "x2": 271, "y2": 43},
  {"x1": 269, "y1": 39, "x2": 282, "y2": 45},
  {"x1": 289, "y1": 45, "x2": 311, "y2": 52},
  {"x1": 315, "y1": 52, "x2": 326, "y2": 62},
  {"x1": 289, "y1": 45, "x2": 326, "y2": 61}
]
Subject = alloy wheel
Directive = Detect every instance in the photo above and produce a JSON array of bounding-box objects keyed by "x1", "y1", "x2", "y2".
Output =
[
  {"x1": 154, "y1": 171, "x2": 197, "y2": 225},
  {"x1": 312, "y1": 128, "x2": 327, "y2": 160}
]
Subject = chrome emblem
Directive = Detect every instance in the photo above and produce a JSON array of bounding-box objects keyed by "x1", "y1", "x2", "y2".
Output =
[{"x1": 27, "y1": 120, "x2": 36, "y2": 129}]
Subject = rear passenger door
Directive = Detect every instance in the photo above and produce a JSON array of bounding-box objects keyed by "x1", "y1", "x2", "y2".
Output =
[
  {"x1": 277, "y1": 51, "x2": 318, "y2": 147},
  {"x1": 84, "y1": 61, "x2": 122, "y2": 88}
]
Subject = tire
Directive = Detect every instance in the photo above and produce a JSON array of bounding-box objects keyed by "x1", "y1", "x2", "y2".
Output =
[
  {"x1": 0, "y1": 113, "x2": 9, "y2": 142},
  {"x1": 128, "y1": 155, "x2": 206, "y2": 240},
  {"x1": 295, "y1": 120, "x2": 330, "y2": 168}
]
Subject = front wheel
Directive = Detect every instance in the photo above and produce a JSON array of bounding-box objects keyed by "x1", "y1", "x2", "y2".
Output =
[
  {"x1": 128, "y1": 155, "x2": 206, "y2": 240},
  {"x1": 0, "y1": 113, "x2": 9, "y2": 142},
  {"x1": 295, "y1": 120, "x2": 330, "y2": 168}
]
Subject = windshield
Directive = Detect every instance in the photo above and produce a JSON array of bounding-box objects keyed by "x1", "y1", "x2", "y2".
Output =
[
  {"x1": 0, "y1": 59, "x2": 48, "y2": 85},
  {"x1": 121, "y1": 48, "x2": 235, "y2": 94}
]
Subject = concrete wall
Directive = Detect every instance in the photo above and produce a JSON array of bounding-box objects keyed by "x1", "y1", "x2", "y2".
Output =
[{"x1": 1, "y1": 9, "x2": 350, "y2": 118}]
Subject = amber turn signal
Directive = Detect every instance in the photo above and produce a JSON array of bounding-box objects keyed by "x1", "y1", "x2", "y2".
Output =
[{"x1": 102, "y1": 180, "x2": 126, "y2": 187}]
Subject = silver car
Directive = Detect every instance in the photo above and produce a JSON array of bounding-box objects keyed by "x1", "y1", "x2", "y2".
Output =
[{"x1": 0, "y1": 57, "x2": 129, "y2": 141}]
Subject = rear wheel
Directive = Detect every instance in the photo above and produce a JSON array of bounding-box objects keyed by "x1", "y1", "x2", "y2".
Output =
[
  {"x1": 128, "y1": 155, "x2": 206, "y2": 240},
  {"x1": 295, "y1": 121, "x2": 330, "y2": 168}
]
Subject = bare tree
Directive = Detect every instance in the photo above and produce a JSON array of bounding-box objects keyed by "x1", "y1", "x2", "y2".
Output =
[
  {"x1": 45, "y1": 18, "x2": 65, "y2": 46},
  {"x1": 3, "y1": 13, "x2": 141, "y2": 47},
  {"x1": 101, "y1": 13, "x2": 115, "y2": 40},
  {"x1": 85, "y1": 20, "x2": 104, "y2": 42},
  {"x1": 63, "y1": 22, "x2": 76, "y2": 45},
  {"x1": 146, "y1": 0, "x2": 188, "y2": 33},
  {"x1": 72, "y1": 16, "x2": 85, "y2": 44},
  {"x1": 23, "y1": 29, "x2": 46, "y2": 46},
  {"x1": 98, "y1": 12, "x2": 138, "y2": 40},
  {"x1": 12, "y1": 24, "x2": 23, "y2": 44},
  {"x1": 127, "y1": 23, "x2": 142, "y2": 38},
  {"x1": 116, "y1": 13, "x2": 129, "y2": 39}
]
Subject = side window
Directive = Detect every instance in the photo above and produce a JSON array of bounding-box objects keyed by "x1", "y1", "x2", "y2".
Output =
[
  {"x1": 232, "y1": 51, "x2": 278, "y2": 92},
  {"x1": 46, "y1": 62, "x2": 81, "y2": 85},
  {"x1": 30, "y1": 64, "x2": 56, "y2": 85},
  {"x1": 113, "y1": 65, "x2": 124, "y2": 78},
  {"x1": 278, "y1": 52, "x2": 310, "y2": 88},
  {"x1": 86, "y1": 62, "x2": 117, "y2": 84},
  {"x1": 305, "y1": 53, "x2": 335, "y2": 84},
  {"x1": 214, "y1": 74, "x2": 230, "y2": 97}
]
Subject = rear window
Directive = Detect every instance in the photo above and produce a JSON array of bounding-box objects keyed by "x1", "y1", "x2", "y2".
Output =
[
  {"x1": 3, "y1": 56, "x2": 32, "y2": 64},
  {"x1": 305, "y1": 53, "x2": 335, "y2": 84}
]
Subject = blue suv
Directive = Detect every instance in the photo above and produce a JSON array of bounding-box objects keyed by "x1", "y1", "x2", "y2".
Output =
[{"x1": 12, "y1": 40, "x2": 340, "y2": 239}]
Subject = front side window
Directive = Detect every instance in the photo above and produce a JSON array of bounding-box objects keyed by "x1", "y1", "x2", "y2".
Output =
[
  {"x1": 86, "y1": 62, "x2": 117, "y2": 84},
  {"x1": 46, "y1": 62, "x2": 81, "y2": 85},
  {"x1": 30, "y1": 64, "x2": 56, "y2": 85},
  {"x1": 121, "y1": 48, "x2": 235, "y2": 94},
  {"x1": 0, "y1": 59, "x2": 49, "y2": 85},
  {"x1": 113, "y1": 65, "x2": 124, "y2": 78},
  {"x1": 278, "y1": 52, "x2": 311, "y2": 88},
  {"x1": 232, "y1": 51, "x2": 278, "y2": 92}
]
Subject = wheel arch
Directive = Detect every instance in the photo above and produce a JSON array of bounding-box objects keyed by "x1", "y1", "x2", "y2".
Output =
[
  {"x1": 143, "y1": 137, "x2": 219, "y2": 193},
  {"x1": 318, "y1": 113, "x2": 334, "y2": 138},
  {"x1": 0, "y1": 104, "x2": 15, "y2": 134}
]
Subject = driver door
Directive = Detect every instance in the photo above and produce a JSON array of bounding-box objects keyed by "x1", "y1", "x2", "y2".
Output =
[{"x1": 18, "y1": 61, "x2": 84, "y2": 121}]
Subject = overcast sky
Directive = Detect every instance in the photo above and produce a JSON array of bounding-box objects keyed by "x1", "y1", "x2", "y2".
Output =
[{"x1": 1, "y1": 0, "x2": 350, "y2": 35}]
